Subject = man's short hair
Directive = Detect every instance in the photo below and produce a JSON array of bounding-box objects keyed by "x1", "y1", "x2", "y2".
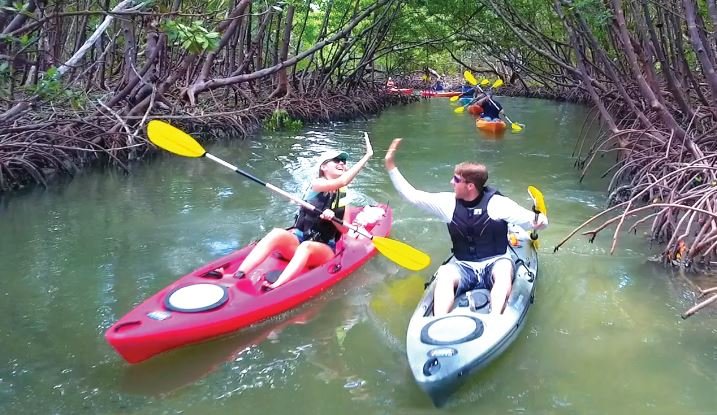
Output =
[{"x1": 455, "y1": 162, "x2": 488, "y2": 188}]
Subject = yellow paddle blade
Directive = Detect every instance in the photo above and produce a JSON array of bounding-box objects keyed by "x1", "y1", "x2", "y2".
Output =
[
  {"x1": 528, "y1": 186, "x2": 547, "y2": 215},
  {"x1": 454, "y1": 106, "x2": 466, "y2": 113},
  {"x1": 449, "y1": 95, "x2": 460, "y2": 102},
  {"x1": 527, "y1": 185, "x2": 545, "y2": 250},
  {"x1": 147, "y1": 120, "x2": 206, "y2": 158},
  {"x1": 492, "y1": 79, "x2": 504, "y2": 88},
  {"x1": 372, "y1": 236, "x2": 431, "y2": 271},
  {"x1": 463, "y1": 70, "x2": 478, "y2": 86},
  {"x1": 480, "y1": 79, "x2": 490, "y2": 86},
  {"x1": 511, "y1": 123, "x2": 524, "y2": 132}
]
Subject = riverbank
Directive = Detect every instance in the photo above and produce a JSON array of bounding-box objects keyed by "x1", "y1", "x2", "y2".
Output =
[{"x1": 0, "y1": 88, "x2": 418, "y2": 193}]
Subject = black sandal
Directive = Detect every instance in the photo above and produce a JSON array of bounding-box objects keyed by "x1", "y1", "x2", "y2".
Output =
[{"x1": 203, "y1": 270, "x2": 223, "y2": 279}]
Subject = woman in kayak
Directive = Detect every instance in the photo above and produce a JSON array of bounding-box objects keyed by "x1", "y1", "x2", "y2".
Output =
[
  {"x1": 228, "y1": 134, "x2": 373, "y2": 289},
  {"x1": 384, "y1": 138, "x2": 547, "y2": 317}
]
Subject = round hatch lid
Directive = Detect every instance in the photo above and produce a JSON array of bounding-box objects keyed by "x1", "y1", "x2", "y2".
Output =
[
  {"x1": 164, "y1": 283, "x2": 228, "y2": 313},
  {"x1": 420, "y1": 315, "x2": 484, "y2": 345}
]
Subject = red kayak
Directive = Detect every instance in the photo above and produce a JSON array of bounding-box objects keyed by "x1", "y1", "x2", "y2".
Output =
[
  {"x1": 106, "y1": 204, "x2": 392, "y2": 363},
  {"x1": 388, "y1": 87, "x2": 413, "y2": 96},
  {"x1": 421, "y1": 90, "x2": 461, "y2": 98}
]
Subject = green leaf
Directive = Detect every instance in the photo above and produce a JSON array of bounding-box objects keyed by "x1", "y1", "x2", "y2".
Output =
[{"x1": 46, "y1": 66, "x2": 58, "y2": 79}]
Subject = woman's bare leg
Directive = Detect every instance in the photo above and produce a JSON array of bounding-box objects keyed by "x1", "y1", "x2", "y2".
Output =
[
  {"x1": 267, "y1": 241, "x2": 334, "y2": 288},
  {"x1": 236, "y1": 228, "x2": 299, "y2": 275}
]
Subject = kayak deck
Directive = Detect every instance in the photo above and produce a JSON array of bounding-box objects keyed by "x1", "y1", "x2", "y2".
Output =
[
  {"x1": 406, "y1": 224, "x2": 538, "y2": 406},
  {"x1": 476, "y1": 118, "x2": 507, "y2": 133},
  {"x1": 106, "y1": 204, "x2": 392, "y2": 363}
]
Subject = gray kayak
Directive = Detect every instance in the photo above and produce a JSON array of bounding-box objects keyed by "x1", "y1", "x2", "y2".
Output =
[{"x1": 406, "y1": 224, "x2": 539, "y2": 406}]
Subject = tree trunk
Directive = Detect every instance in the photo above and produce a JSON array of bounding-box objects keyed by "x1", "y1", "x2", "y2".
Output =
[{"x1": 269, "y1": 5, "x2": 295, "y2": 99}]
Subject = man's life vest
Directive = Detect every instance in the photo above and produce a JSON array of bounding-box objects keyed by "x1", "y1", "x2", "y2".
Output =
[{"x1": 447, "y1": 187, "x2": 509, "y2": 261}]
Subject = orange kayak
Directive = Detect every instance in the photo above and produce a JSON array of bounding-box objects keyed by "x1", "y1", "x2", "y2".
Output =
[{"x1": 476, "y1": 118, "x2": 507, "y2": 133}]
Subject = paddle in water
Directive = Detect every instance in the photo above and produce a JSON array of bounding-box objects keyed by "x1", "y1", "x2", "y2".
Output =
[{"x1": 146, "y1": 120, "x2": 431, "y2": 271}]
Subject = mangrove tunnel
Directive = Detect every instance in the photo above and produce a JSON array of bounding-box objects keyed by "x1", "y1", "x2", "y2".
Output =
[{"x1": 1, "y1": 0, "x2": 717, "y2": 316}]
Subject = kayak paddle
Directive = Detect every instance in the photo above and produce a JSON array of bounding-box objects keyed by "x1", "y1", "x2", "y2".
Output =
[
  {"x1": 451, "y1": 73, "x2": 490, "y2": 104},
  {"x1": 464, "y1": 70, "x2": 478, "y2": 86},
  {"x1": 453, "y1": 79, "x2": 491, "y2": 113},
  {"x1": 463, "y1": 71, "x2": 525, "y2": 132},
  {"x1": 146, "y1": 120, "x2": 431, "y2": 271},
  {"x1": 527, "y1": 186, "x2": 546, "y2": 249}
]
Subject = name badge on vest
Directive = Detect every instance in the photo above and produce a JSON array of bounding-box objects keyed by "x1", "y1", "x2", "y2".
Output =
[{"x1": 470, "y1": 208, "x2": 483, "y2": 216}]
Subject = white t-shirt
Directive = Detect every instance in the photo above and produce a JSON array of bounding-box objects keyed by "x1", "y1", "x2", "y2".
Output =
[{"x1": 387, "y1": 168, "x2": 539, "y2": 229}]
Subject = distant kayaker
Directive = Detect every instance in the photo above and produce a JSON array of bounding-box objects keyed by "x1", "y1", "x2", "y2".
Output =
[
  {"x1": 227, "y1": 134, "x2": 373, "y2": 289},
  {"x1": 459, "y1": 82, "x2": 474, "y2": 98},
  {"x1": 384, "y1": 138, "x2": 547, "y2": 317},
  {"x1": 386, "y1": 77, "x2": 395, "y2": 88},
  {"x1": 476, "y1": 94, "x2": 503, "y2": 121}
]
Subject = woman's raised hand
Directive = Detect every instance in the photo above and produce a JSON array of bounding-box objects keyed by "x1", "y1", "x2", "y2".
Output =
[{"x1": 364, "y1": 132, "x2": 374, "y2": 158}]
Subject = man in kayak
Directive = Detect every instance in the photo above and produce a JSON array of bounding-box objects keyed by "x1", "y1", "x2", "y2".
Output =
[
  {"x1": 476, "y1": 94, "x2": 503, "y2": 121},
  {"x1": 384, "y1": 138, "x2": 547, "y2": 317},
  {"x1": 227, "y1": 134, "x2": 373, "y2": 289}
]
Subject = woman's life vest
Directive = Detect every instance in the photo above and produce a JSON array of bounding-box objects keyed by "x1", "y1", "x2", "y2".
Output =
[
  {"x1": 447, "y1": 187, "x2": 509, "y2": 261},
  {"x1": 293, "y1": 187, "x2": 348, "y2": 243}
]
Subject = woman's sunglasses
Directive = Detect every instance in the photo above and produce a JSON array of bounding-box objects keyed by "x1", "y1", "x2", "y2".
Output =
[{"x1": 324, "y1": 157, "x2": 346, "y2": 166}]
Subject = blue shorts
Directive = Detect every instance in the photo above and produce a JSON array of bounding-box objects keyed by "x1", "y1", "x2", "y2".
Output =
[
  {"x1": 292, "y1": 229, "x2": 336, "y2": 251},
  {"x1": 452, "y1": 254, "x2": 514, "y2": 296}
]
